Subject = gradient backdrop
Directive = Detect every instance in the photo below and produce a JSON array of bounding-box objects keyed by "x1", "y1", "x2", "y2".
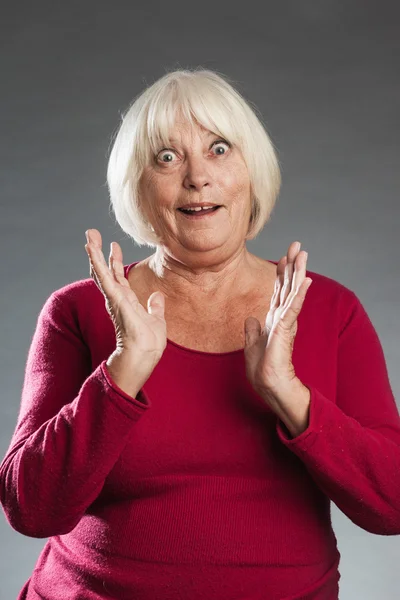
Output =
[{"x1": 1, "y1": 1, "x2": 399, "y2": 598}]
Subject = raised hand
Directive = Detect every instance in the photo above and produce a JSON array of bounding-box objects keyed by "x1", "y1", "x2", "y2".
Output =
[
  {"x1": 84, "y1": 229, "x2": 167, "y2": 371},
  {"x1": 243, "y1": 241, "x2": 312, "y2": 405}
]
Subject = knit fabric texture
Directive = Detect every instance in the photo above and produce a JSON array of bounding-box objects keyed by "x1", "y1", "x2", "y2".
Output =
[{"x1": 1, "y1": 260, "x2": 400, "y2": 600}]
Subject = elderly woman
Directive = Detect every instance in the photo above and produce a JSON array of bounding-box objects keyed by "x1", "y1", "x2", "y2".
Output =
[{"x1": 1, "y1": 69, "x2": 400, "y2": 600}]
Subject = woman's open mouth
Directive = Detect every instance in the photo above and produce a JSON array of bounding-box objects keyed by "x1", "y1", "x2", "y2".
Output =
[{"x1": 177, "y1": 206, "x2": 222, "y2": 219}]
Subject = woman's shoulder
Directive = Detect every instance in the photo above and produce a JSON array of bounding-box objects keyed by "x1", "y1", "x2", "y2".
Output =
[
  {"x1": 267, "y1": 257, "x2": 352, "y2": 297},
  {"x1": 42, "y1": 263, "x2": 139, "y2": 321},
  {"x1": 304, "y1": 264, "x2": 365, "y2": 333},
  {"x1": 50, "y1": 274, "x2": 101, "y2": 308},
  {"x1": 37, "y1": 273, "x2": 107, "y2": 334},
  {"x1": 36, "y1": 273, "x2": 114, "y2": 350},
  {"x1": 50, "y1": 262, "x2": 136, "y2": 305}
]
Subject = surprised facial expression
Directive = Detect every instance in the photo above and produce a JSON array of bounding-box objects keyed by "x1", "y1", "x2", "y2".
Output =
[{"x1": 138, "y1": 119, "x2": 252, "y2": 254}]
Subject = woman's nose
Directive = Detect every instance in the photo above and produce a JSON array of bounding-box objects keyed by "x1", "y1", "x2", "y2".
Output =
[{"x1": 183, "y1": 156, "x2": 211, "y2": 190}]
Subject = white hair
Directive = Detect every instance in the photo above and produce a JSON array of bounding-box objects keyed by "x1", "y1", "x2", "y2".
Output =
[{"x1": 107, "y1": 68, "x2": 281, "y2": 248}]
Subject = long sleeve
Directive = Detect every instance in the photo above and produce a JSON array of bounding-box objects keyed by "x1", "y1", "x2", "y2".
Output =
[
  {"x1": 276, "y1": 288, "x2": 400, "y2": 535},
  {"x1": 0, "y1": 291, "x2": 151, "y2": 538}
]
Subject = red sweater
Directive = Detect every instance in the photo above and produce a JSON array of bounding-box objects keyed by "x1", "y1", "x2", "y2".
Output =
[{"x1": 1, "y1": 260, "x2": 400, "y2": 600}]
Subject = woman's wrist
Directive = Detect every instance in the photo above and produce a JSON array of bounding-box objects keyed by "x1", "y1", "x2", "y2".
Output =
[{"x1": 105, "y1": 349, "x2": 148, "y2": 399}]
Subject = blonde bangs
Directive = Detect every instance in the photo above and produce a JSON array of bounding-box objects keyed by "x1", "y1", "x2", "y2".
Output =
[{"x1": 140, "y1": 73, "x2": 246, "y2": 166}]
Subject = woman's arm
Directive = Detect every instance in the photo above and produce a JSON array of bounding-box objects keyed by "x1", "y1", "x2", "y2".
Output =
[
  {"x1": 275, "y1": 288, "x2": 400, "y2": 535},
  {"x1": 0, "y1": 291, "x2": 150, "y2": 538}
]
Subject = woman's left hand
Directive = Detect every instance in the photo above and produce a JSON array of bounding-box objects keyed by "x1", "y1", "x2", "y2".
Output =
[{"x1": 244, "y1": 241, "x2": 312, "y2": 408}]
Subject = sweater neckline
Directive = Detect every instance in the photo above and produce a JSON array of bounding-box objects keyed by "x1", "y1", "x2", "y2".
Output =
[{"x1": 124, "y1": 259, "x2": 278, "y2": 358}]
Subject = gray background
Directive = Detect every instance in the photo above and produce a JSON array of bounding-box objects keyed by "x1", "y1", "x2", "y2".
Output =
[{"x1": 1, "y1": 1, "x2": 399, "y2": 598}]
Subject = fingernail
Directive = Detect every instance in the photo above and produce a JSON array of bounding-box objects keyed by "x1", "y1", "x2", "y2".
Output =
[{"x1": 85, "y1": 230, "x2": 90, "y2": 243}]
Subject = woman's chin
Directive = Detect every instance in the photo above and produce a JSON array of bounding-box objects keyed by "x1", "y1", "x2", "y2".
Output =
[{"x1": 173, "y1": 233, "x2": 229, "y2": 252}]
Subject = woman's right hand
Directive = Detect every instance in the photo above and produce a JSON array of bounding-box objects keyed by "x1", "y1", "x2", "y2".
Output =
[{"x1": 85, "y1": 229, "x2": 167, "y2": 368}]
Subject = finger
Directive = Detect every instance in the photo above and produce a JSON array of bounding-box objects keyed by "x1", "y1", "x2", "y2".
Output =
[
  {"x1": 87, "y1": 228, "x2": 102, "y2": 248},
  {"x1": 85, "y1": 236, "x2": 118, "y2": 299},
  {"x1": 274, "y1": 251, "x2": 309, "y2": 322},
  {"x1": 85, "y1": 242, "x2": 101, "y2": 288},
  {"x1": 109, "y1": 242, "x2": 130, "y2": 287},
  {"x1": 266, "y1": 244, "x2": 307, "y2": 332},
  {"x1": 291, "y1": 251, "x2": 308, "y2": 294},
  {"x1": 269, "y1": 273, "x2": 282, "y2": 315},
  {"x1": 85, "y1": 229, "x2": 106, "y2": 292},
  {"x1": 148, "y1": 291, "x2": 166, "y2": 318},
  {"x1": 280, "y1": 242, "x2": 300, "y2": 305},
  {"x1": 86, "y1": 244, "x2": 106, "y2": 294},
  {"x1": 87, "y1": 228, "x2": 115, "y2": 284},
  {"x1": 280, "y1": 277, "x2": 312, "y2": 326},
  {"x1": 244, "y1": 316, "x2": 262, "y2": 346},
  {"x1": 267, "y1": 260, "x2": 285, "y2": 317}
]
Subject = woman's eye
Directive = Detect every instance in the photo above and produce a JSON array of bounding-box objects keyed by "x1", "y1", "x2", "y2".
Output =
[
  {"x1": 157, "y1": 150, "x2": 177, "y2": 163},
  {"x1": 156, "y1": 139, "x2": 231, "y2": 163},
  {"x1": 211, "y1": 140, "x2": 231, "y2": 155}
]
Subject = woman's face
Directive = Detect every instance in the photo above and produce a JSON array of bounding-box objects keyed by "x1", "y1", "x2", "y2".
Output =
[{"x1": 138, "y1": 118, "x2": 252, "y2": 258}]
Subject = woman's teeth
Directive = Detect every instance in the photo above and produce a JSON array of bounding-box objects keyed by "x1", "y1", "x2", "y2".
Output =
[{"x1": 180, "y1": 206, "x2": 218, "y2": 213}]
